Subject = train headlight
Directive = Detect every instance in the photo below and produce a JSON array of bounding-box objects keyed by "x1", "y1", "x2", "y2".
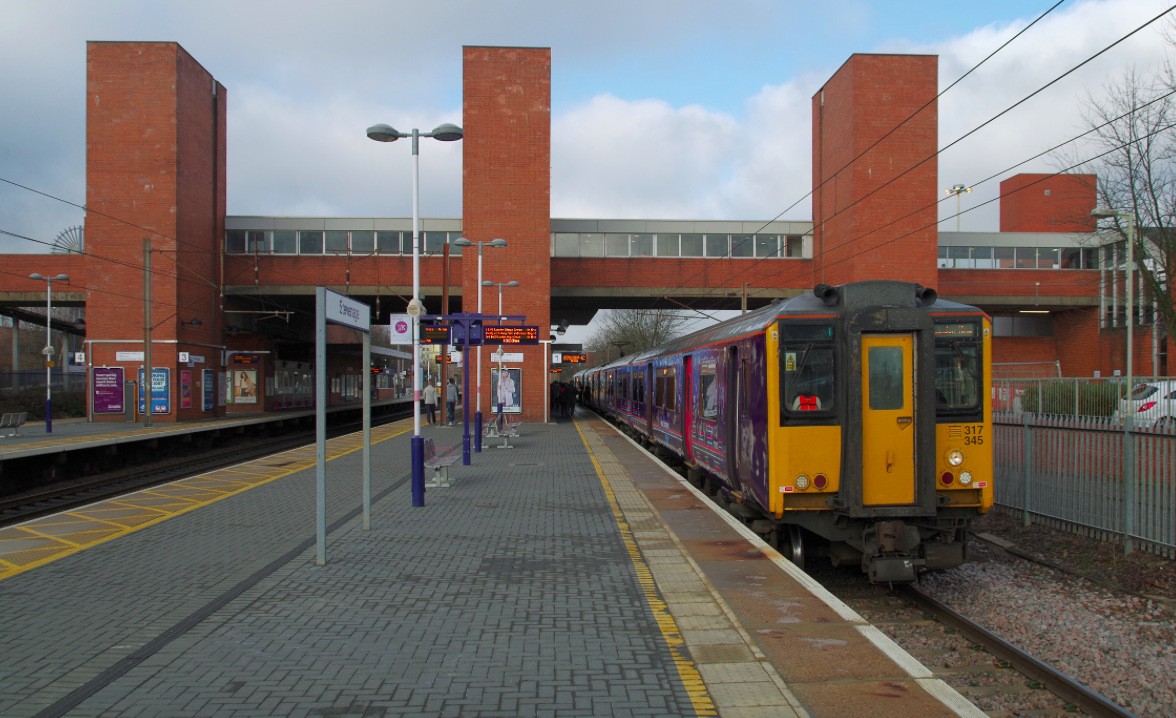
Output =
[
  {"x1": 795, "y1": 475, "x2": 810, "y2": 490},
  {"x1": 959, "y1": 471, "x2": 973, "y2": 486},
  {"x1": 947, "y1": 450, "x2": 964, "y2": 466}
]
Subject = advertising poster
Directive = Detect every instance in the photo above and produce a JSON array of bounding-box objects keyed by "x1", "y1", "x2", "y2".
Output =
[
  {"x1": 180, "y1": 370, "x2": 192, "y2": 409},
  {"x1": 233, "y1": 369, "x2": 259, "y2": 405},
  {"x1": 490, "y1": 367, "x2": 522, "y2": 414},
  {"x1": 203, "y1": 369, "x2": 215, "y2": 412},
  {"x1": 93, "y1": 367, "x2": 125, "y2": 414},
  {"x1": 137, "y1": 367, "x2": 171, "y2": 414}
]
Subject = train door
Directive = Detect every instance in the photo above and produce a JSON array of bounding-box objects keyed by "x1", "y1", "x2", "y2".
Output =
[
  {"x1": 683, "y1": 356, "x2": 693, "y2": 460},
  {"x1": 645, "y1": 364, "x2": 654, "y2": 429},
  {"x1": 726, "y1": 346, "x2": 740, "y2": 486},
  {"x1": 861, "y1": 334, "x2": 916, "y2": 505}
]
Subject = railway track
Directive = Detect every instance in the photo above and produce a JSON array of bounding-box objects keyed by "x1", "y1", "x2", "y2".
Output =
[
  {"x1": 0, "y1": 409, "x2": 413, "y2": 528},
  {"x1": 806, "y1": 556, "x2": 1137, "y2": 718}
]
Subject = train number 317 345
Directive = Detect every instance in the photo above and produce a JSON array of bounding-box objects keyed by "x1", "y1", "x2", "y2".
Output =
[{"x1": 963, "y1": 425, "x2": 984, "y2": 446}]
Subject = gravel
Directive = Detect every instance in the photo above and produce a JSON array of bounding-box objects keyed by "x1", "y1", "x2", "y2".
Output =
[{"x1": 918, "y1": 542, "x2": 1176, "y2": 717}]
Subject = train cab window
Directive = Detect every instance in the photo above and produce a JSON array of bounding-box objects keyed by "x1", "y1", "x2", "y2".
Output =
[
  {"x1": 933, "y1": 323, "x2": 982, "y2": 415},
  {"x1": 699, "y1": 361, "x2": 719, "y2": 419},
  {"x1": 780, "y1": 325, "x2": 836, "y2": 422}
]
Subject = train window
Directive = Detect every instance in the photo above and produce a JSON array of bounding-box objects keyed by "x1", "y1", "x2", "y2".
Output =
[
  {"x1": 935, "y1": 332, "x2": 982, "y2": 413},
  {"x1": 868, "y1": 347, "x2": 905, "y2": 410},
  {"x1": 780, "y1": 326, "x2": 835, "y2": 421},
  {"x1": 655, "y1": 374, "x2": 665, "y2": 407},
  {"x1": 634, "y1": 374, "x2": 645, "y2": 404},
  {"x1": 699, "y1": 362, "x2": 719, "y2": 419},
  {"x1": 740, "y1": 360, "x2": 750, "y2": 416},
  {"x1": 665, "y1": 369, "x2": 677, "y2": 411}
]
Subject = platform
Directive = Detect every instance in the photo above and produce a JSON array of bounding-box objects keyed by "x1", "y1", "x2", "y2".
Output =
[
  {"x1": 0, "y1": 411, "x2": 983, "y2": 718},
  {"x1": 0, "y1": 397, "x2": 412, "y2": 461}
]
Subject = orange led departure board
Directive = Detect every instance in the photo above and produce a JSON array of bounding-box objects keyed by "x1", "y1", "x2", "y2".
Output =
[
  {"x1": 561, "y1": 353, "x2": 588, "y2": 363},
  {"x1": 483, "y1": 325, "x2": 539, "y2": 345}
]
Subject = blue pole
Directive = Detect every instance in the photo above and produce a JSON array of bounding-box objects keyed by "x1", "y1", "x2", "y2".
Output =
[
  {"x1": 462, "y1": 315, "x2": 472, "y2": 465},
  {"x1": 46, "y1": 398, "x2": 52, "y2": 433},
  {"x1": 411, "y1": 434, "x2": 425, "y2": 506}
]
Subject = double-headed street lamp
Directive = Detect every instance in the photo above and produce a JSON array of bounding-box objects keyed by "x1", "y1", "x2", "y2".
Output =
[
  {"x1": 454, "y1": 237, "x2": 507, "y2": 451},
  {"x1": 945, "y1": 184, "x2": 972, "y2": 232},
  {"x1": 28, "y1": 273, "x2": 69, "y2": 433},
  {"x1": 367, "y1": 121, "x2": 463, "y2": 507}
]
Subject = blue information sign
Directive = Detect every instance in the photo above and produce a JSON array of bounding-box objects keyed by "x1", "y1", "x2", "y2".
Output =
[
  {"x1": 138, "y1": 367, "x2": 171, "y2": 414},
  {"x1": 451, "y1": 321, "x2": 483, "y2": 346}
]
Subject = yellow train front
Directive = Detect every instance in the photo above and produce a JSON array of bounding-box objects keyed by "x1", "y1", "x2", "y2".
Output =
[{"x1": 579, "y1": 279, "x2": 993, "y2": 583}]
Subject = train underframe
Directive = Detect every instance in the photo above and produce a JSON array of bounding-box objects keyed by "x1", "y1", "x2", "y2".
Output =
[{"x1": 621, "y1": 426, "x2": 972, "y2": 584}]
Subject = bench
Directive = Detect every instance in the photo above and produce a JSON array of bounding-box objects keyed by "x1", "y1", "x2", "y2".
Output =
[
  {"x1": 495, "y1": 420, "x2": 522, "y2": 450},
  {"x1": 0, "y1": 412, "x2": 28, "y2": 438},
  {"x1": 423, "y1": 437, "x2": 459, "y2": 487}
]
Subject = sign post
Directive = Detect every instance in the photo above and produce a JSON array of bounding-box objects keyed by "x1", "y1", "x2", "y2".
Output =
[{"x1": 316, "y1": 287, "x2": 371, "y2": 565}]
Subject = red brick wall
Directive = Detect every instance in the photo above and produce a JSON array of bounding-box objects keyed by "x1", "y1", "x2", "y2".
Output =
[
  {"x1": 812, "y1": 54, "x2": 939, "y2": 288},
  {"x1": 937, "y1": 268, "x2": 1100, "y2": 301},
  {"x1": 1000, "y1": 174, "x2": 1096, "y2": 233},
  {"x1": 86, "y1": 42, "x2": 225, "y2": 422},
  {"x1": 462, "y1": 46, "x2": 551, "y2": 422}
]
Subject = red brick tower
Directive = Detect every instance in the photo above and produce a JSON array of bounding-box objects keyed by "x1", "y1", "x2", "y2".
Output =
[
  {"x1": 86, "y1": 42, "x2": 225, "y2": 421},
  {"x1": 999, "y1": 173, "x2": 1096, "y2": 232},
  {"x1": 812, "y1": 54, "x2": 939, "y2": 288},
  {"x1": 462, "y1": 46, "x2": 551, "y2": 423}
]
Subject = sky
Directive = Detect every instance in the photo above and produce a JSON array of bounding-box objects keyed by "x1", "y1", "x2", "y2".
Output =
[{"x1": 1, "y1": 0, "x2": 1175, "y2": 343}]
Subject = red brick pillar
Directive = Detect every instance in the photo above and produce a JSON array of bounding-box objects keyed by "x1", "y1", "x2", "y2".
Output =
[
  {"x1": 812, "y1": 54, "x2": 939, "y2": 288},
  {"x1": 86, "y1": 42, "x2": 225, "y2": 422},
  {"x1": 462, "y1": 46, "x2": 552, "y2": 423}
]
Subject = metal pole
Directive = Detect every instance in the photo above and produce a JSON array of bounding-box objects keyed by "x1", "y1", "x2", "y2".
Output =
[
  {"x1": 144, "y1": 240, "x2": 153, "y2": 428},
  {"x1": 44, "y1": 277, "x2": 52, "y2": 433},
  {"x1": 362, "y1": 329, "x2": 371, "y2": 530},
  {"x1": 462, "y1": 315, "x2": 471, "y2": 465},
  {"x1": 475, "y1": 244, "x2": 483, "y2": 452},
  {"x1": 11, "y1": 317, "x2": 17, "y2": 390},
  {"x1": 1124, "y1": 213, "x2": 1136, "y2": 555},
  {"x1": 1022, "y1": 412, "x2": 1033, "y2": 527},
  {"x1": 315, "y1": 287, "x2": 327, "y2": 564},
  {"x1": 410, "y1": 129, "x2": 424, "y2": 507},
  {"x1": 441, "y1": 240, "x2": 449, "y2": 407}
]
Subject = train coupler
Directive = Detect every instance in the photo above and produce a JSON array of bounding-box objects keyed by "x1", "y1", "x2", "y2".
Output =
[{"x1": 861, "y1": 520, "x2": 925, "y2": 583}]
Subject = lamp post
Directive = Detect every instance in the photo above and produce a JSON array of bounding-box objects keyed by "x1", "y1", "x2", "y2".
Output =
[
  {"x1": 454, "y1": 236, "x2": 507, "y2": 451},
  {"x1": 945, "y1": 184, "x2": 972, "y2": 232},
  {"x1": 482, "y1": 280, "x2": 519, "y2": 419},
  {"x1": 28, "y1": 273, "x2": 69, "y2": 433},
  {"x1": 1093, "y1": 207, "x2": 1137, "y2": 554},
  {"x1": 367, "y1": 121, "x2": 463, "y2": 507}
]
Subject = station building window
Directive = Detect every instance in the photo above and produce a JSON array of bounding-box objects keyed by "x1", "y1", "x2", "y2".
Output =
[
  {"x1": 756, "y1": 235, "x2": 779, "y2": 257},
  {"x1": 605, "y1": 233, "x2": 629, "y2": 256},
  {"x1": 681, "y1": 234, "x2": 704, "y2": 257},
  {"x1": 226, "y1": 230, "x2": 246, "y2": 253},
  {"x1": 350, "y1": 231, "x2": 375, "y2": 253},
  {"x1": 273, "y1": 231, "x2": 297, "y2": 254},
  {"x1": 545, "y1": 231, "x2": 802, "y2": 259},
  {"x1": 706, "y1": 234, "x2": 729, "y2": 257},
  {"x1": 938, "y1": 245, "x2": 1096, "y2": 269},
  {"x1": 731, "y1": 234, "x2": 754, "y2": 257},
  {"x1": 299, "y1": 231, "x2": 324, "y2": 255},
  {"x1": 554, "y1": 233, "x2": 579, "y2": 257},
  {"x1": 581, "y1": 233, "x2": 605, "y2": 257},
  {"x1": 991, "y1": 313, "x2": 1053, "y2": 337},
  {"x1": 377, "y1": 231, "x2": 400, "y2": 254},
  {"x1": 631, "y1": 234, "x2": 654, "y2": 257},
  {"x1": 656, "y1": 233, "x2": 679, "y2": 257}
]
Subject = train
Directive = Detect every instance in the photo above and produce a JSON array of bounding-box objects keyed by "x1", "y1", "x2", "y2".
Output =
[{"x1": 575, "y1": 280, "x2": 993, "y2": 583}]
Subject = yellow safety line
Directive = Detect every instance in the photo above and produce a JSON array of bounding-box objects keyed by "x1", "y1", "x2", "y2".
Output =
[
  {"x1": 0, "y1": 420, "x2": 413, "y2": 582},
  {"x1": 573, "y1": 419, "x2": 717, "y2": 717}
]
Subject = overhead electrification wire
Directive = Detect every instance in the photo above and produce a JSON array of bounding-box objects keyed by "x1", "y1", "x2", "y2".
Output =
[
  {"x1": 717, "y1": 87, "x2": 1176, "y2": 310},
  {"x1": 664, "y1": 4, "x2": 1176, "y2": 316},
  {"x1": 646, "y1": 0, "x2": 1076, "y2": 312}
]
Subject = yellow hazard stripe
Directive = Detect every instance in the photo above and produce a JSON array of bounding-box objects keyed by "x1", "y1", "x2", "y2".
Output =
[{"x1": 573, "y1": 419, "x2": 717, "y2": 717}]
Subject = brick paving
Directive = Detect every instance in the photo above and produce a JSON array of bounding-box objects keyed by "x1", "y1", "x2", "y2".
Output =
[{"x1": 1, "y1": 417, "x2": 698, "y2": 717}]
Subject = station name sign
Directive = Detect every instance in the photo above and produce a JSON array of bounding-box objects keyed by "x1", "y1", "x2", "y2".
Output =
[
  {"x1": 483, "y1": 325, "x2": 539, "y2": 345},
  {"x1": 324, "y1": 288, "x2": 370, "y2": 332}
]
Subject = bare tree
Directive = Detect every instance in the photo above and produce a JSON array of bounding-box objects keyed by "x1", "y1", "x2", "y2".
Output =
[
  {"x1": 1065, "y1": 64, "x2": 1176, "y2": 335},
  {"x1": 585, "y1": 309, "x2": 695, "y2": 364}
]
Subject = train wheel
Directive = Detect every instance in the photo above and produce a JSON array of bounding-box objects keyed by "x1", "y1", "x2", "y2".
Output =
[{"x1": 780, "y1": 525, "x2": 804, "y2": 570}]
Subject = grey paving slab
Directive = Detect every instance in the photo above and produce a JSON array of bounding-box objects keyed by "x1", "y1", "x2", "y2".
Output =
[{"x1": 1, "y1": 415, "x2": 699, "y2": 717}]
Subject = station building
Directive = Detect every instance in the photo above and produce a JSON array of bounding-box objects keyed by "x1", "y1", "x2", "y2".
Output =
[{"x1": 0, "y1": 43, "x2": 1161, "y2": 424}]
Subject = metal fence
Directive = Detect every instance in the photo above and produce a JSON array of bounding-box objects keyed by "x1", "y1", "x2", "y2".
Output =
[
  {"x1": 991, "y1": 376, "x2": 1167, "y2": 417},
  {"x1": 993, "y1": 411, "x2": 1176, "y2": 558},
  {"x1": 0, "y1": 371, "x2": 87, "y2": 393}
]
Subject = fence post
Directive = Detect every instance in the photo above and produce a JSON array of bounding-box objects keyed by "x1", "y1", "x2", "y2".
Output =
[
  {"x1": 1123, "y1": 414, "x2": 1136, "y2": 555},
  {"x1": 1022, "y1": 412, "x2": 1034, "y2": 527}
]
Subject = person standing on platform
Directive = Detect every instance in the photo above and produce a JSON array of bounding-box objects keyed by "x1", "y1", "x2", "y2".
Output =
[
  {"x1": 423, "y1": 381, "x2": 438, "y2": 425},
  {"x1": 446, "y1": 377, "x2": 458, "y2": 426}
]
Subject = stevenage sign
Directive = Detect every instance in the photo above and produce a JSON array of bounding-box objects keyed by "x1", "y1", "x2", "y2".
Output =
[{"x1": 325, "y1": 289, "x2": 371, "y2": 331}]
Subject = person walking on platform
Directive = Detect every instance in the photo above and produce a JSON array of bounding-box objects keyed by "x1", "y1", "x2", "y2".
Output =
[
  {"x1": 423, "y1": 381, "x2": 438, "y2": 425},
  {"x1": 446, "y1": 378, "x2": 458, "y2": 426}
]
